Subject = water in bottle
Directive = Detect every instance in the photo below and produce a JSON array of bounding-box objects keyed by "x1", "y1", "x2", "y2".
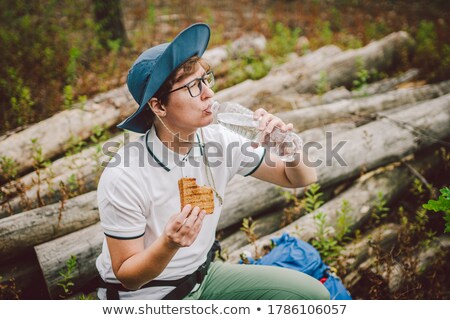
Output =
[
  {"x1": 212, "y1": 101, "x2": 303, "y2": 162},
  {"x1": 211, "y1": 100, "x2": 253, "y2": 123}
]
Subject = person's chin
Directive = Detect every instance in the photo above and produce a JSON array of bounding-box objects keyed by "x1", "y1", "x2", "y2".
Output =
[{"x1": 201, "y1": 113, "x2": 214, "y2": 126}]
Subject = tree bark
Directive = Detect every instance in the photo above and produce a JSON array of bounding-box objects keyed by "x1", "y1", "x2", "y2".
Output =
[
  {"x1": 34, "y1": 223, "x2": 103, "y2": 299},
  {"x1": 215, "y1": 32, "x2": 412, "y2": 109},
  {"x1": 0, "y1": 132, "x2": 141, "y2": 217},
  {"x1": 338, "y1": 223, "x2": 401, "y2": 275},
  {"x1": 214, "y1": 45, "x2": 342, "y2": 106},
  {"x1": 277, "y1": 80, "x2": 450, "y2": 132},
  {"x1": 3, "y1": 96, "x2": 446, "y2": 265},
  {"x1": 256, "y1": 68, "x2": 419, "y2": 111},
  {"x1": 0, "y1": 85, "x2": 135, "y2": 184},
  {"x1": 226, "y1": 152, "x2": 442, "y2": 262},
  {"x1": 293, "y1": 32, "x2": 413, "y2": 94},
  {"x1": 344, "y1": 235, "x2": 450, "y2": 298},
  {"x1": 0, "y1": 191, "x2": 99, "y2": 263},
  {"x1": 92, "y1": 0, "x2": 129, "y2": 48},
  {"x1": 203, "y1": 33, "x2": 267, "y2": 67},
  {"x1": 4, "y1": 79, "x2": 448, "y2": 216}
]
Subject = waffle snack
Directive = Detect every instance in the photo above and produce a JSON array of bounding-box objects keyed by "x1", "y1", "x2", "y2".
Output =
[{"x1": 178, "y1": 178, "x2": 215, "y2": 214}]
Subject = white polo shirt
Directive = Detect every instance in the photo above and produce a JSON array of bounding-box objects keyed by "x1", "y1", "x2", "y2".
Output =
[{"x1": 95, "y1": 124, "x2": 265, "y2": 299}]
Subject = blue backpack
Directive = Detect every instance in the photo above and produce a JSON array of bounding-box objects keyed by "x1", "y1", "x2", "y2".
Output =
[{"x1": 240, "y1": 233, "x2": 352, "y2": 300}]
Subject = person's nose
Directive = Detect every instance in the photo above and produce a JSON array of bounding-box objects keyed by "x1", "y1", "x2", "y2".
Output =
[{"x1": 201, "y1": 83, "x2": 214, "y2": 100}]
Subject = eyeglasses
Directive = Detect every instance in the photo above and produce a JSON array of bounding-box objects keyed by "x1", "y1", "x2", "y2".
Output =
[{"x1": 164, "y1": 71, "x2": 215, "y2": 98}]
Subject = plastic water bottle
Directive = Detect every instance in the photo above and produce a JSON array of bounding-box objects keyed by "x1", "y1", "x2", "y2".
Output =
[
  {"x1": 211, "y1": 100, "x2": 253, "y2": 123},
  {"x1": 211, "y1": 101, "x2": 303, "y2": 162}
]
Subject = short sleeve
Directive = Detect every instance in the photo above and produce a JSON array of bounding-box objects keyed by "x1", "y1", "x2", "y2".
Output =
[
  {"x1": 217, "y1": 126, "x2": 266, "y2": 177},
  {"x1": 97, "y1": 168, "x2": 147, "y2": 239}
]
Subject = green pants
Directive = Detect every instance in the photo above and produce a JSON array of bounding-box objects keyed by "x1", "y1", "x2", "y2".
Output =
[{"x1": 184, "y1": 261, "x2": 330, "y2": 300}]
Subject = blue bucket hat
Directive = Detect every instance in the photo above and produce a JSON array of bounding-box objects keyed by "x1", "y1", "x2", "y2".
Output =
[{"x1": 117, "y1": 23, "x2": 211, "y2": 133}]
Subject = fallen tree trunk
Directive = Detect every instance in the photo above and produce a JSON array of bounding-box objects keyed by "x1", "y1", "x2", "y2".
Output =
[
  {"x1": 0, "y1": 191, "x2": 99, "y2": 263},
  {"x1": 277, "y1": 80, "x2": 450, "y2": 132},
  {"x1": 0, "y1": 115, "x2": 354, "y2": 217},
  {"x1": 203, "y1": 33, "x2": 267, "y2": 67},
  {"x1": 216, "y1": 32, "x2": 412, "y2": 108},
  {"x1": 214, "y1": 45, "x2": 342, "y2": 105},
  {"x1": 338, "y1": 223, "x2": 401, "y2": 275},
  {"x1": 35, "y1": 223, "x2": 103, "y2": 299},
  {"x1": 389, "y1": 236, "x2": 450, "y2": 294},
  {"x1": 0, "y1": 86, "x2": 136, "y2": 184},
  {"x1": 255, "y1": 68, "x2": 420, "y2": 111},
  {"x1": 4, "y1": 77, "x2": 448, "y2": 216},
  {"x1": 34, "y1": 149, "x2": 442, "y2": 296},
  {"x1": 0, "y1": 122, "x2": 356, "y2": 266},
  {"x1": 0, "y1": 34, "x2": 420, "y2": 212},
  {"x1": 9, "y1": 95, "x2": 449, "y2": 262},
  {"x1": 293, "y1": 31, "x2": 413, "y2": 94},
  {"x1": 0, "y1": 132, "x2": 141, "y2": 218},
  {"x1": 227, "y1": 152, "x2": 442, "y2": 262},
  {"x1": 344, "y1": 235, "x2": 450, "y2": 298},
  {"x1": 314, "y1": 94, "x2": 450, "y2": 186},
  {"x1": 219, "y1": 184, "x2": 340, "y2": 255},
  {"x1": 350, "y1": 68, "x2": 420, "y2": 97}
]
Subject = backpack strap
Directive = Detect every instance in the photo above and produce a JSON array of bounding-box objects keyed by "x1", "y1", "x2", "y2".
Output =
[{"x1": 99, "y1": 240, "x2": 221, "y2": 300}]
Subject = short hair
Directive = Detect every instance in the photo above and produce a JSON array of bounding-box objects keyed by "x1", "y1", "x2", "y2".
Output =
[{"x1": 154, "y1": 56, "x2": 211, "y2": 106}]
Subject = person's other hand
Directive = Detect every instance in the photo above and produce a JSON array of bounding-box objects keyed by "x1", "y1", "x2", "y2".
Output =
[{"x1": 253, "y1": 108, "x2": 293, "y2": 146}]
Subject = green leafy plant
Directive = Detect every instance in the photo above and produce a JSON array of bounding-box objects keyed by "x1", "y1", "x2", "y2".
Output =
[
  {"x1": 78, "y1": 293, "x2": 95, "y2": 300},
  {"x1": 267, "y1": 22, "x2": 301, "y2": 57},
  {"x1": 316, "y1": 70, "x2": 330, "y2": 95},
  {"x1": 67, "y1": 173, "x2": 79, "y2": 196},
  {"x1": 63, "y1": 85, "x2": 74, "y2": 110},
  {"x1": 423, "y1": 187, "x2": 450, "y2": 233},
  {"x1": 0, "y1": 156, "x2": 18, "y2": 182},
  {"x1": 31, "y1": 138, "x2": 52, "y2": 207},
  {"x1": 31, "y1": 138, "x2": 51, "y2": 170},
  {"x1": 304, "y1": 183, "x2": 324, "y2": 213},
  {"x1": 311, "y1": 212, "x2": 341, "y2": 264},
  {"x1": 57, "y1": 255, "x2": 78, "y2": 298},
  {"x1": 352, "y1": 58, "x2": 370, "y2": 91},
  {"x1": 240, "y1": 217, "x2": 260, "y2": 259},
  {"x1": 90, "y1": 125, "x2": 111, "y2": 145},
  {"x1": 317, "y1": 20, "x2": 333, "y2": 45},
  {"x1": 66, "y1": 46, "x2": 81, "y2": 85},
  {"x1": 311, "y1": 199, "x2": 354, "y2": 265},
  {"x1": 371, "y1": 192, "x2": 389, "y2": 225},
  {"x1": 0, "y1": 275, "x2": 20, "y2": 299},
  {"x1": 65, "y1": 134, "x2": 87, "y2": 157},
  {"x1": 335, "y1": 199, "x2": 353, "y2": 242}
]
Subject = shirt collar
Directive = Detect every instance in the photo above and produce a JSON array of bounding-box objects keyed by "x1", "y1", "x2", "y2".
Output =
[{"x1": 145, "y1": 125, "x2": 204, "y2": 171}]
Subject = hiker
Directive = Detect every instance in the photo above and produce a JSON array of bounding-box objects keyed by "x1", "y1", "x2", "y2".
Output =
[{"x1": 96, "y1": 23, "x2": 330, "y2": 300}]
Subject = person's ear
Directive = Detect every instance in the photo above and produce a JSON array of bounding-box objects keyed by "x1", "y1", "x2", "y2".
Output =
[{"x1": 148, "y1": 98, "x2": 166, "y2": 116}]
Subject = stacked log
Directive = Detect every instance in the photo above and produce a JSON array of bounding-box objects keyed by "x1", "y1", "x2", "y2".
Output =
[
  {"x1": 215, "y1": 31, "x2": 413, "y2": 107},
  {"x1": 0, "y1": 31, "x2": 449, "y2": 300},
  {"x1": 0, "y1": 31, "x2": 420, "y2": 217},
  {"x1": 255, "y1": 68, "x2": 420, "y2": 111},
  {"x1": 33, "y1": 93, "x2": 450, "y2": 297},
  {"x1": 3, "y1": 79, "x2": 447, "y2": 217}
]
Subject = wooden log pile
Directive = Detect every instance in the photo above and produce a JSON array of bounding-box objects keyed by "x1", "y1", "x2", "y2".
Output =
[{"x1": 1, "y1": 31, "x2": 449, "y2": 300}]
